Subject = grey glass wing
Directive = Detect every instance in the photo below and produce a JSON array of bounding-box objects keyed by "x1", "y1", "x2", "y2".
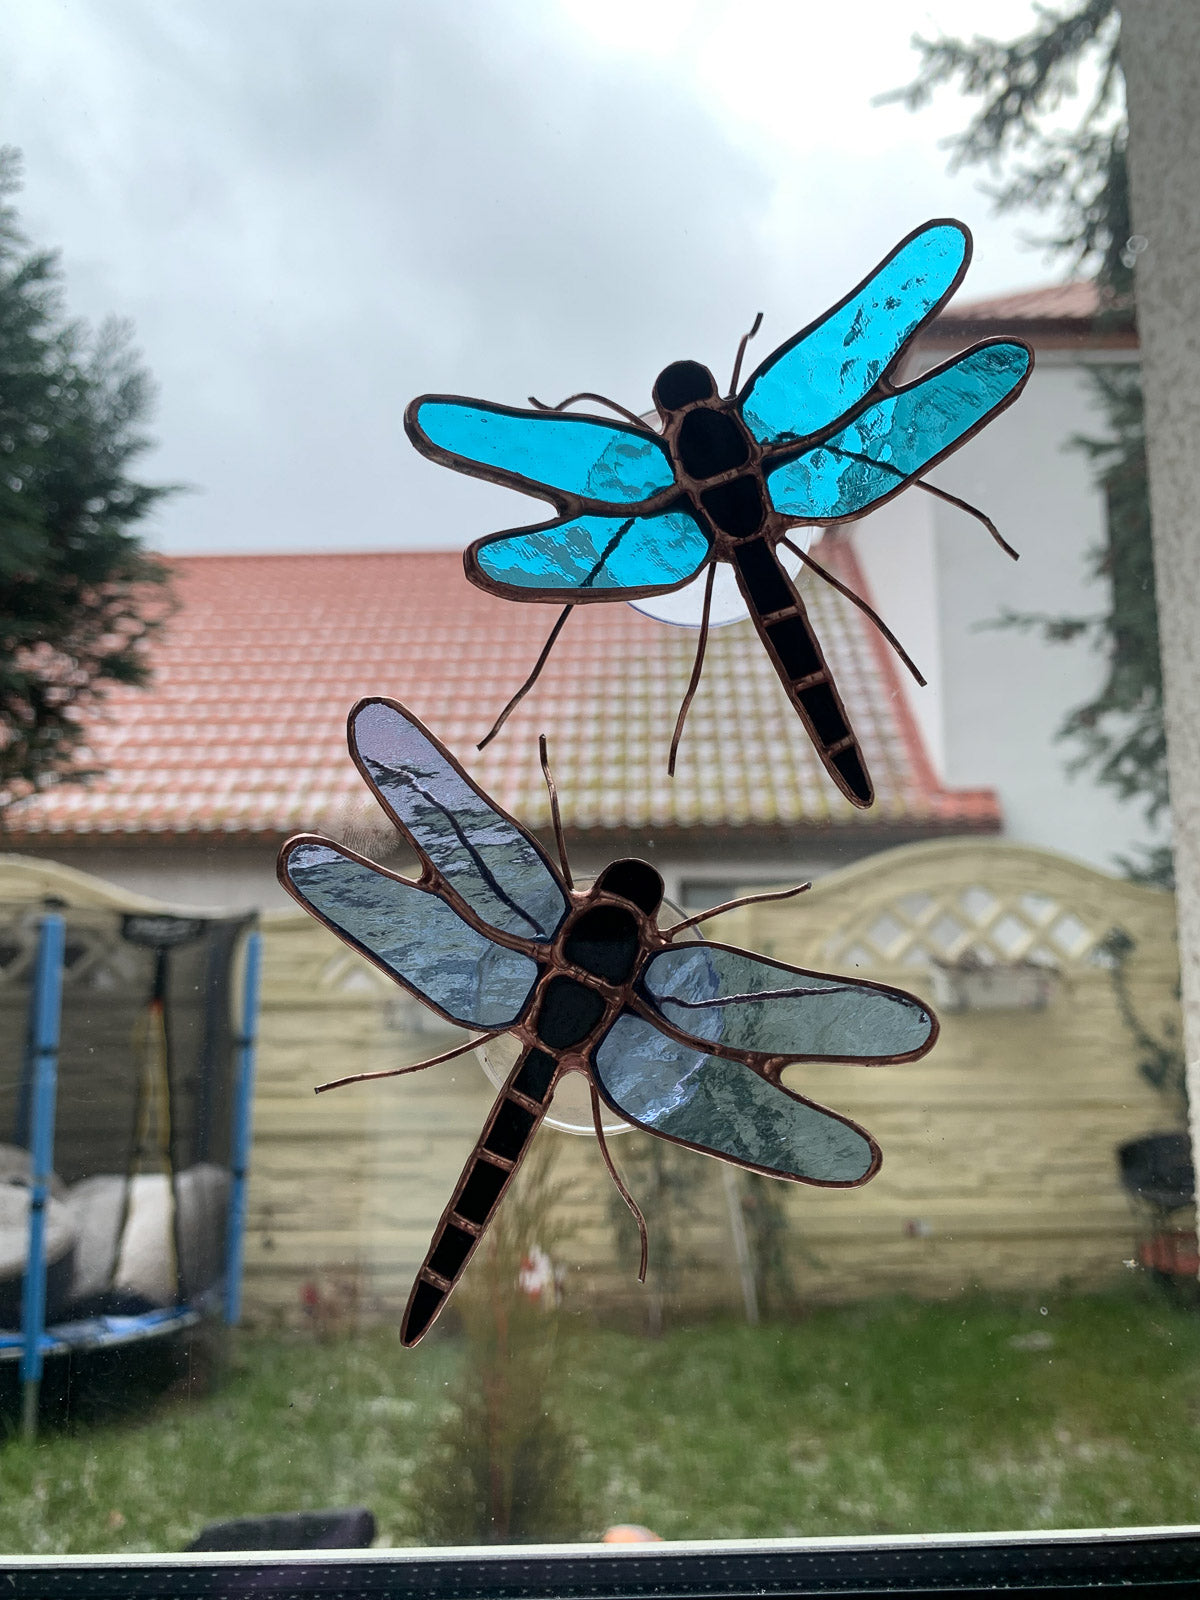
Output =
[
  {"x1": 739, "y1": 220, "x2": 970, "y2": 446},
  {"x1": 349, "y1": 698, "x2": 570, "y2": 943},
  {"x1": 280, "y1": 837, "x2": 539, "y2": 1030},
  {"x1": 593, "y1": 1012, "x2": 878, "y2": 1185},
  {"x1": 640, "y1": 942, "x2": 936, "y2": 1063}
]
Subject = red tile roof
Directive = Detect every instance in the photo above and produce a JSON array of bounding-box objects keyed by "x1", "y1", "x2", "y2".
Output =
[
  {"x1": 945, "y1": 281, "x2": 1104, "y2": 322},
  {"x1": 6, "y1": 545, "x2": 999, "y2": 843},
  {"x1": 925, "y1": 280, "x2": 1136, "y2": 347}
]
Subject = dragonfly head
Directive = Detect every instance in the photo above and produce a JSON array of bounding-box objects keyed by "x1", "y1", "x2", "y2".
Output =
[
  {"x1": 653, "y1": 360, "x2": 718, "y2": 420},
  {"x1": 593, "y1": 858, "x2": 664, "y2": 918}
]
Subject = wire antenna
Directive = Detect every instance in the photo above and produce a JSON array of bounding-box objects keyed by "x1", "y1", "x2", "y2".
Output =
[
  {"x1": 729, "y1": 311, "x2": 764, "y2": 394},
  {"x1": 539, "y1": 734, "x2": 573, "y2": 889}
]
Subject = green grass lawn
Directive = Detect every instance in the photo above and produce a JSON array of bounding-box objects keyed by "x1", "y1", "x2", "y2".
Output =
[{"x1": 3, "y1": 1286, "x2": 1200, "y2": 1553}]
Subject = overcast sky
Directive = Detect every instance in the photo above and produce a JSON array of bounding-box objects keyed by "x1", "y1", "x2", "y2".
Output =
[{"x1": 3, "y1": 0, "x2": 1062, "y2": 555}]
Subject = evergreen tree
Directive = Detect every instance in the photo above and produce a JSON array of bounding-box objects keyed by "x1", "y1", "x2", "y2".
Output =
[
  {"x1": 888, "y1": 5, "x2": 1168, "y2": 881},
  {"x1": 0, "y1": 147, "x2": 174, "y2": 817}
]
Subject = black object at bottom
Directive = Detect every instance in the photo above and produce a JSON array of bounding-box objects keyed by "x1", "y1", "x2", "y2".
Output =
[
  {"x1": 186, "y1": 1507, "x2": 376, "y2": 1552},
  {"x1": 3, "y1": 1528, "x2": 1200, "y2": 1597},
  {"x1": 1118, "y1": 1132, "x2": 1195, "y2": 1212}
]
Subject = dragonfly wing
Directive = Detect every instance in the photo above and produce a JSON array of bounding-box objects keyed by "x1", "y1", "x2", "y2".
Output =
[
  {"x1": 765, "y1": 339, "x2": 1031, "y2": 521},
  {"x1": 467, "y1": 507, "x2": 711, "y2": 597},
  {"x1": 640, "y1": 941, "x2": 936, "y2": 1063},
  {"x1": 279, "y1": 838, "x2": 539, "y2": 1030},
  {"x1": 593, "y1": 1011, "x2": 878, "y2": 1184},
  {"x1": 348, "y1": 698, "x2": 570, "y2": 942},
  {"x1": 740, "y1": 220, "x2": 971, "y2": 445},
  {"x1": 406, "y1": 396, "x2": 675, "y2": 507}
]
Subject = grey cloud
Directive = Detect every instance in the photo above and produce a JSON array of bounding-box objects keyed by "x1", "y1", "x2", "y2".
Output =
[{"x1": 2, "y1": 0, "x2": 1039, "y2": 555}]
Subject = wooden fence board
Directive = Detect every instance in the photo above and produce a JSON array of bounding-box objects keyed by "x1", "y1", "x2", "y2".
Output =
[{"x1": 1, "y1": 842, "x2": 1187, "y2": 1326}]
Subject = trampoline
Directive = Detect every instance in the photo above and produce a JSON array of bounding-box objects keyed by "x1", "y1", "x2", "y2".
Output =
[{"x1": 0, "y1": 903, "x2": 262, "y2": 1435}]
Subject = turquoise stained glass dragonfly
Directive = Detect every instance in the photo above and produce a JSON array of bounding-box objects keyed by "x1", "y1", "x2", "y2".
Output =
[
  {"x1": 406, "y1": 219, "x2": 1032, "y2": 809},
  {"x1": 278, "y1": 698, "x2": 938, "y2": 1345}
]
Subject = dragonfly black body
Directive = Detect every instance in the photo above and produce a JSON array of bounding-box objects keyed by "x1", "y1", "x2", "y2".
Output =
[
  {"x1": 405, "y1": 218, "x2": 1033, "y2": 808},
  {"x1": 278, "y1": 698, "x2": 938, "y2": 1345},
  {"x1": 407, "y1": 861, "x2": 666, "y2": 1345},
  {"x1": 651, "y1": 357, "x2": 870, "y2": 804}
]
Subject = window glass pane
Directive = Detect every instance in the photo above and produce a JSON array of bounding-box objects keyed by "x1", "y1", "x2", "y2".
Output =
[{"x1": 2, "y1": 0, "x2": 1196, "y2": 1572}]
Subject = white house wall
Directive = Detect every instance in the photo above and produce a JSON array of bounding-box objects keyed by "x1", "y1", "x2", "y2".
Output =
[
  {"x1": 854, "y1": 350, "x2": 1167, "y2": 873},
  {"x1": 842, "y1": 484, "x2": 944, "y2": 777},
  {"x1": 14, "y1": 845, "x2": 294, "y2": 914},
  {"x1": 12, "y1": 835, "x2": 893, "y2": 920}
]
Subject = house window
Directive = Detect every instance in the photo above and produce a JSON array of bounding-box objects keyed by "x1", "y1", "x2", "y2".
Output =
[{"x1": 678, "y1": 877, "x2": 743, "y2": 910}]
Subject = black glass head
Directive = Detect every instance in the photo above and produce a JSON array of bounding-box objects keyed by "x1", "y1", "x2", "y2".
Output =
[
  {"x1": 594, "y1": 858, "x2": 664, "y2": 917},
  {"x1": 653, "y1": 360, "x2": 718, "y2": 416}
]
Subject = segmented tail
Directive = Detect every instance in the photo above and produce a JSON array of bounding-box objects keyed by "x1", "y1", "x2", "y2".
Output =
[
  {"x1": 400, "y1": 1043, "x2": 559, "y2": 1346},
  {"x1": 731, "y1": 537, "x2": 873, "y2": 807}
]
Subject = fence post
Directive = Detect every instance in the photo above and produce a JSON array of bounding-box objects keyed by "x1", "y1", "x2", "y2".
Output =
[
  {"x1": 224, "y1": 930, "x2": 262, "y2": 1327},
  {"x1": 20, "y1": 913, "x2": 66, "y2": 1442}
]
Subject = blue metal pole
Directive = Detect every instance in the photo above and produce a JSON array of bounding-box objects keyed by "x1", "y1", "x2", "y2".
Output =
[
  {"x1": 224, "y1": 930, "x2": 262, "y2": 1327},
  {"x1": 21, "y1": 913, "x2": 66, "y2": 1440}
]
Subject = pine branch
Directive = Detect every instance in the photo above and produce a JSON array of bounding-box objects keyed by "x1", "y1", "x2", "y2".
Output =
[
  {"x1": 882, "y1": 2, "x2": 1129, "y2": 294},
  {"x1": 886, "y1": 8, "x2": 1167, "y2": 854},
  {"x1": 0, "y1": 146, "x2": 177, "y2": 814}
]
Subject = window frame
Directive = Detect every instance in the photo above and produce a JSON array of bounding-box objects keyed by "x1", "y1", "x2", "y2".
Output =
[{"x1": 3, "y1": 1527, "x2": 1200, "y2": 1597}]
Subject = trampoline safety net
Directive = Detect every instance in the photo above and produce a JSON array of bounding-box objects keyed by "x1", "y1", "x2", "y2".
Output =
[{"x1": 0, "y1": 902, "x2": 257, "y2": 1338}]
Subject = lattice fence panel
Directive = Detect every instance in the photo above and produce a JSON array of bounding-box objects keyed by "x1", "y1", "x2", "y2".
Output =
[{"x1": 822, "y1": 880, "x2": 1115, "y2": 974}]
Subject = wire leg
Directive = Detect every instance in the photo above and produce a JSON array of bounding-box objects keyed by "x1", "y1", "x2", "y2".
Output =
[
  {"x1": 538, "y1": 734, "x2": 573, "y2": 889},
  {"x1": 315, "y1": 1030, "x2": 502, "y2": 1095},
  {"x1": 591, "y1": 1082, "x2": 647, "y2": 1283},
  {"x1": 664, "y1": 879, "x2": 812, "y2": 938},
  {"x1": 668, "y1": 563, "x2": 715, "y2": 776},
  {"x1": 478, "y1": 604, "x2": 573, "y2": 751},
  {"x1": 527, "y1": 390, "x2": 647, "y2": 428},
  {"x1": 915, "y1": 478, "x2": 1021, "y2": 561},
  {"x1": 780, "y1": 535, "x2": 927, "y2": 687}
]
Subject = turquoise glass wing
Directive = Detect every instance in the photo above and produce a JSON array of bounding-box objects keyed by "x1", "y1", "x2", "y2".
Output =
[
  {"x1": 740, "y1": 221, "x2": 970, "y2": 445},
  {"x1": 409, "y1": 398, "x2": 675, "y2": 504},
  {"x1": 766, "y1": 341, "x2": 1031, "y2": 520},
  {"x1": 350, "y1": 698, "x2": 569, "y2": 942},
  {"x1": 641, "y1": 942, "x2": 935, "y2": 1061},
  {"x1": 470, "y1": 509, "x2": 710, "y2": 593},
  {"x1": 280, "y1": 840, "x2": 539, "y2": 1030},
  {"x1": 593, "y1": 1012, "x2": 877, "y2": 1184}
]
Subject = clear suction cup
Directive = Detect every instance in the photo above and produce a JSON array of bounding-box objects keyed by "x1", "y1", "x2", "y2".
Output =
[{"x1": 629, "y1": 531, "x2": 812, "y2": 628}]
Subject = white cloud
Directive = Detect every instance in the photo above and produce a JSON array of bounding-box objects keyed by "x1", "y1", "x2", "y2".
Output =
[{"x1": 2, "y1": 0, "x2": 1065, "y2": 554}]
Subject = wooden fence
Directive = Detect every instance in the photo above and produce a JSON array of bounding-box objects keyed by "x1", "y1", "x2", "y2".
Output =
[{"x1": 0, "y1": 842, "x2": 1185, "y2": 1326}]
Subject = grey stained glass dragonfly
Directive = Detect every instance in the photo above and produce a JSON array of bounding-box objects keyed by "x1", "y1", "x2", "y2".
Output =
[
  {"x1": 278, "y1": 697, "x2": 938, "y2": 1345},
  {"x1": 406, "y1": 218, "x2": 1032, "y2": 809}
]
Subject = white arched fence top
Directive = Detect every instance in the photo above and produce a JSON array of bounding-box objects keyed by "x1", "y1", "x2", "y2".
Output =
[{"x1": 713, "y1": 838, "x2": 1177, "y2": 979}]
